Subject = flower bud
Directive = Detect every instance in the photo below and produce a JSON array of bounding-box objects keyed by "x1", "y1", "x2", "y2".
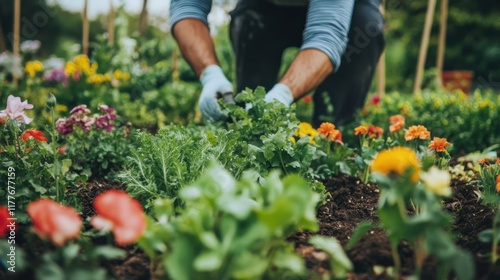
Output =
[{"x1": 47, "y1": 93, "x2": 57, "y2": 107}]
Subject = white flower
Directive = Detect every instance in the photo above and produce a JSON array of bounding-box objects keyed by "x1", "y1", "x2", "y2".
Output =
[{"x1": 420, "y1": 166, "x2": 452, "y2": 197}]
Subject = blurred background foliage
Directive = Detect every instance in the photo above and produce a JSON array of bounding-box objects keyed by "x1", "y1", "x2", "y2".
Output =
[{"x1": 0, "y1": 0, "x2": 499, "y2": 92}]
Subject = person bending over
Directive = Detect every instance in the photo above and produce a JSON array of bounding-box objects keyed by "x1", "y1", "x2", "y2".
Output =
[{"x1": 170, "y1": 0, "x2": 384, "y2": 126}]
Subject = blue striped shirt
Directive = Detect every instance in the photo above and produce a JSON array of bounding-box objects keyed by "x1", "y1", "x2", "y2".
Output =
[{"x1": 170, "y1": 0, "x2": 355, "y2": 70}]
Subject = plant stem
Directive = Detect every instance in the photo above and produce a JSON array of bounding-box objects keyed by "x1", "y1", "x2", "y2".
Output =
[
  {"x1": 492, "y1": 206, "x2": 500, "y2": 263},
  {"x1": 391, "y1": 240, "x2": 401, "y2": 278}
]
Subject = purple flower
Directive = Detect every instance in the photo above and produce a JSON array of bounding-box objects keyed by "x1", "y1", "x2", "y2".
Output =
[
  {"x1": 0, "y1": 95, "x2": 34, "y2": 124},
  {"x1": 56, "y1": 118, "x2": 73, "y2": 135},
  {"x1": 44, "y1": 68, "x2": 68, "y2": 86},
  {"x1": 70, "y1": 105, "x2": 91, "y2": 115}
]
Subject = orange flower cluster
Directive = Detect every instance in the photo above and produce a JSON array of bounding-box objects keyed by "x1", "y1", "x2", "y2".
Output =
[
  {"x1": 354, "y1": 125, "x2": 368, "y2": 136},
  {"x1": 389, "y1": 114, "x2": 405, "y2": 134},
  {"x1": 404, "y1": 125, "x2": 430, "y2": 141},
  {"x1": 367, "y1": 124, "x2": 384, "y2": 138},
  {"x1": 22, "y1": 129, "x2": 48, "y2": 142},
  {"x1": 317, "y1": 122, "x2": 342, "y2": 142},
  {"x1": 428, "y1": 137, "x2": 451, "y2": 152},
  {"x1": 497, "y1": 175, "x2": 500, "y2": 193}
]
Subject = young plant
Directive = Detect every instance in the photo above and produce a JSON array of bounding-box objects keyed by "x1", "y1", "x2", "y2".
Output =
[
  {"x1": 474, "y1": 158, "x2": 500, "y2": 263},
  {"x1": 138, "y1": 164, "x2": 349, "y2": 279},
  {"x1": 350, "y1": 147, "x2": 474, "y2": 279}
]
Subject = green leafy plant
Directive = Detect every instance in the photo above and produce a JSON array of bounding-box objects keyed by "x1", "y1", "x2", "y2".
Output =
[
  {"x1": 350, "y1": 147, "x2": 474, "y2": 279},
  {"x1": 473, "y1": 158, "x2": 500, "y2": 263},
  {"x1": 138, "y1": 164, "x2": 350, "y2": 279},
  {"x1": 56, "y1": 104, "x2": 137, "y2": 180}
]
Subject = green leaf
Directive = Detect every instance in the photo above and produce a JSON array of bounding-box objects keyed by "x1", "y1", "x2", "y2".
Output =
[
  {"x1": 36, "y1": 262, "x2": 64, "y2": 280},
  {"x1": 347, "y1": 221, "x2": 375, "y2": 250},
  {"x1": 309, "y1": 236, "x2": 353, "y2": 278},
  {"x1": 478, "y1": 229, "x2": 493, "y2": 243},
  {"x1": 61, "y1": 159, "x2": 72, "y2": 175},
  {"x1": 93, "y1": 246, "x2": 126, "y2": 260},
  {"x1": 194, "y1": 251, "x2": 222, "y2": 271},
  {"x1": 63, "y1": 243, "x2": 80, "y2": 260}
]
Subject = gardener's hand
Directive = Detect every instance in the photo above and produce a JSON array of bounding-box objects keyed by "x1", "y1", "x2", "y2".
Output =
[
  {"x1": 199, "y1": 65, "x2": 235, "y2": 122},
  {"x1": 264, "y1": 83, "x2": 294, "y2": 107}
]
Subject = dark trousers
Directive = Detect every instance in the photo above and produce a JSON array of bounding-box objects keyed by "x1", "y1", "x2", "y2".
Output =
[{"x1": 229, "y1": 0, "x2": 385, "y2": 126}]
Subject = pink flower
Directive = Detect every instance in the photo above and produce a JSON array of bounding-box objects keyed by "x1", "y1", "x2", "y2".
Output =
[
  {"x1": 99, "y1": 105, "x2": 115, "y2": 114},
  {"x1": 0, "y1": 95, "x2": 34, "y2": 124},
  {"x1": 91, "y1": 190, "x2": 146, "y2": 246},
  {"x1": 27, "y1": 199, "x2": 82, "y2": 246},
  {"x1": 70, "y1": 105, "x2": 90, "y2": 115}
]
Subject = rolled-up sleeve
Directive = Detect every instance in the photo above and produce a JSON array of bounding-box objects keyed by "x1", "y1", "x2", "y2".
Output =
[
  {"x1": 170, "y1": 0, "x2": 213, "y2": 29},
  {"x1": 301, "y1": 0, "x2": 355, "y2": 71}
]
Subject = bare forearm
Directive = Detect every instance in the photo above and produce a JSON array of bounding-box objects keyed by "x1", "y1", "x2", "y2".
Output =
[
  {"x1": 280, "y1": 49, "x2": 334, "y2": 100},
  {"x1": 172, "y1": 19, "x2": 218, "y2": 77}
]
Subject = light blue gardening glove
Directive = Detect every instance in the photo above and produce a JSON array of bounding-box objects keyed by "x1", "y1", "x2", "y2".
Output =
[
  {"x1": 264, "y1": 83, "x2": 294, "y2": 107},
  {"x1": 199, "y1": 65, "x2": 235, "y2": 122}
]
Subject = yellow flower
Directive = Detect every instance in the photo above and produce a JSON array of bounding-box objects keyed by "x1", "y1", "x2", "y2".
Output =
[
  {"x1": 295, "y1": 122, "x2": 318, "y2": 138},
  {"x1": 420, "y1": 166, "x2": 452, "y2": 197},
  {"x1": 55, "y1": 105, "x2": 68, "y2": 112},
  {"x1": 66, "y1": 55, "x2": 98, "y2": 77},
  {"x1": 113, "y1": 70, "x2": 123, "y2": 80},
  {"x1": 288, "y1": 136, "x2": 296, "y2": 145},
  {"x1": 371, "y1": 147, "x2": 420, "y2": 182},
  {"x1": 25, "y1": 60, "x2": 44, "y2": 78}
]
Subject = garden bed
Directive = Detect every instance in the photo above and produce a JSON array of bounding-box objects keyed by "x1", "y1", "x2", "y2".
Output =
[{"x1": 71, "y1": 170, "x2": 500, "y2": 280}]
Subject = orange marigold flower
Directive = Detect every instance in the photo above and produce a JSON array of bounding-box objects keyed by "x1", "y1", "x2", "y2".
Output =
[
  {"x1": 328, "y1": 129, "x2": 343, "y2": 143},
  {"x1": 478, "y1": 158, "x2": 490, "y2": 165},
  {"x1": 404, "y1": 125, "x2": 430, "y2": 141},
  {"x1": 317, "y1": 122, "x2": 335, "y2": 137},
  {"x1": 317, "y1": 122, "x2": 342, "y2": 142},
  {"x1": 371, "y1": 146, "x2": 420, "y2": 182},
  {"x1": 354, "y1": 125, "x2": 368, "y2": 136},
  {"x1": 22, "y1": 129, "x2": 48, "y2": 142},
  {"x1": 367, "y1": 124, "x2": 384, "y2": 138},
  {"x1": 428, "y1": 137, "x2": 451, "y2": 153},
  {"x1": 496, "y1": 175, "x2": 500, "y2": 193},
  {"x1": 389, "y1": 114, "x2": 405, "y2": 134}
]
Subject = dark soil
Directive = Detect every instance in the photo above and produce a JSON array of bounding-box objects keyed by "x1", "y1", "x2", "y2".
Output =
[
  {"x1": 289, "y1": 175, "x2": 500, "y2": 280},
  {"x1": 11, "y1": 168, "x2": 497, "y2": 280}
]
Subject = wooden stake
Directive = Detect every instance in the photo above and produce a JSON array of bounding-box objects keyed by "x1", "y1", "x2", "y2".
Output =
[
  {"x1": 13, "y1": 0, "x2": 21, "y2": 86},
  {"x1": 376, "y1": 3, "x2": 386, "y2": 96},
  {"x1": 0, "y1": 18, "x2": 7, "y2": 52},
  {"x1": 436, "y1": 0, "x2": 449, "y2": 82},
  {"x1": 139, "y1": 0, "x2": 149, "y2": 37},
  {"x1": 377, "y1": 52, "x2": 386, "y2": 96},
  {"x1": 108, "y1": 0, "x2": 115, "y2": 45},
  {"x1": 82, "y1": 0, "x2": 89, "y2": 55},
  {"x1": 414, "y1": 0, "x2": 437, "y2": 94}
]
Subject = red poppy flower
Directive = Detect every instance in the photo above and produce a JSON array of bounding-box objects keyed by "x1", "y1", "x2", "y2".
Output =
[
  {"x1": 22, "y1": 129, "x2": 48, "y2": 142},
  {"x1": 0, "y1": 206, "x2": 15, "y2": 238},
  {"x1": 27, "y1": 199, "x2": 82, "y2": 246},
  {"x1": 91, "y1": 190, "x2": 146, "y2": 246}
]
